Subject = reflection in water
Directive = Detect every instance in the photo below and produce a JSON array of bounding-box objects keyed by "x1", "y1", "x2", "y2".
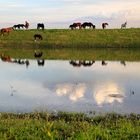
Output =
[
  {"x1": 56, "y1": 84, "x2": 73, "y2": 96},
  {"x1": 94, "y1": 83, "x2": 124, "y2": 106},
  {"x1": 69, "y1": 60, "x2": 95, "y2": 67},
  {"x1": 34, "y1": 50, "x2": 43, "y2": 58},
  {"x1": 37, "y1": 59, "x2": 45, "y2": 66},
  {"x1": 69, "y1": 60, "x2": 82, "y2": 67},
  {"x1": 0, "y1": 54, "x2": 30, "y2": 68},
  {"x1": 13, "y1": 59, "x2": 30, "y2": 68},
  {"x1": 102, "y1": 60, "x2": 108, "y2": 66},
  {"x1": 82, "y1": 60, "x2": 95, "y2": 67},
  {"x1": 56, "y1": 83, "x2": 86, "y2": 101},
  {"x1": 1, "y1": 53, "x2": 12, "y2": 62},
  {"x1": 120, "y1": 61, "x2": 126, "y2": 66},
  {"x1": 0, "y1": 60, "x2": 140, "y2": 114}
]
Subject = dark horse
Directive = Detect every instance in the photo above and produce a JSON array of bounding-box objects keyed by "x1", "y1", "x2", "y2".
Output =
[
  {"x1": 1, "y1": 27, "x2": 13, "y2": 36},
  {"x1": 102, "y1": 23, "x2": 108, "y2": 29},
  {"x1": 25, "y1": 21, "x2": 29, "y2": 29},
  {"x1": 121, "y1": 22, "x2": 127, "y2": 29},
  {"x1": 13, "y1": 21, "x2": 29, "y2": 30},
  {"x1": 13, "y1": 24, "x2": 25, "y2": 29},
  {"x1": 37, "y1": 23, "x2": 45, "y2": 30},
  {"x1": 81, "y1": 22, "x2": 95, "y2": 29},
  {"x1": 34, "y1": 34, "x2": 43, "y2": 41},
  {"x1": 69, "y1": 22, "x2": 81, "y2": 30}
]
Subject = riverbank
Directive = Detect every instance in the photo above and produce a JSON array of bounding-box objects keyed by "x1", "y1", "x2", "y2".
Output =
[
  {"x1": 0, "y1": 112, "x2": 139, "y2": 139},
  {"x1": 0, "y1": 28, "x2": 140, "y2": 60}
]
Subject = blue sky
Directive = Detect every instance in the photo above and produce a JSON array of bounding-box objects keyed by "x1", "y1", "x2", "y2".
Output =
[{"x1": 0, "y1": 0, "x2": 140, "y2": 28}]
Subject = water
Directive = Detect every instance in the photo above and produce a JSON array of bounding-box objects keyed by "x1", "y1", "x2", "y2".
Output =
[{"x1": 0, "y1": 59, "x2": 140, "y2": 114}]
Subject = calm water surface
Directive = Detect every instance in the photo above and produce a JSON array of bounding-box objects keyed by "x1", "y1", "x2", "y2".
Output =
[{"x1": 0, "y1": 60, "x2": 140, "y2": 114}]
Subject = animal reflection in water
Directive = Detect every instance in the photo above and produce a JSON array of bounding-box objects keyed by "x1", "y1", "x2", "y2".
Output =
[
  {"x1": 102, "y1": 60, "x2": 108, "y2": 66},
  {"x1": 0, "y1": 27, "x2": 13, "y2": 36},
  {"x1": 120, "y1": 61, "x2": 126, "y2": 66},
  {"x1": 69, "y1": 60, "x2": 95, "y2": 67},
  {"x1": 34, "y1": 34, "x2": 43, "y2": 41},
  {"x1": 34, "y1": 50, "x2": 45, "y2": 66},
  {"x1": 13, "y1": 59, "x2": 30, "y2": 67},
  {"x1": 0, "y1": 53, "x2": 30, "y2": 68},
  {"x1": 0, "y1": 53, "x2": 12, "y2": 62},
  {"x1": 69, "y1": 60, "x2": 82, "y2": 67},
  {"x1": 82, "y1": 60, "x2": 95, "y2": 66},
  {"x1": 37, "y1": 59, "x2": 45, "y2": 66},
  {"x1": 69, "y1": 60, "x2": 110, "y2": 67},
  {"x1": 34, "y1": 50, "x2": 43, "y2": 58},
  {"x1": 81, "y1": 22, "x2": 96, "y2": 29}
]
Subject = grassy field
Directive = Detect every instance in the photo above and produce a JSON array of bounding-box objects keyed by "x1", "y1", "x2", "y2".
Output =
[
  {"x1": 0, "y1": 28, "x2": 140, "y2": 60},
  {"x1": 0, "y1": 29, "x2": 140, "y2": 139},
  {"x1": 0, "y1": 112, "x2": 139, "y2": 140}
]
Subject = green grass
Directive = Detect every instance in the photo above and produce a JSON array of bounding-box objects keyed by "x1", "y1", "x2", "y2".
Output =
[
  {"x1": 0, "y1": 28, "x2": 140, "y2": 60},
  {"x1": 0, "y1": 112, "x2": 139, "y2": 140}
]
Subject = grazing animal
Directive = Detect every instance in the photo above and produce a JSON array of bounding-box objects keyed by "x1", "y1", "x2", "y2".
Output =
[
  {"x1": 69, "y1": 24, "x2": 75, "y2": 30},
  {"x1": 69, "y1": 22, "x2": 81, "y2": 30},
  {"x1": 34, "y1": 50, "x2": 43, "y2": 58},
  {"x1": 81, "y1": 22, "x2": 95, "y2": 29},
  {"x1": 37, "y1": 23, "x2": 45, "y2": 30},
  {"x1": 13, "y1": 21, "x2": 29, "y2": 30},
  {"x1": 37, "y1": 59, "x2": 45, "y2": 66},
  {"x1": 73, "y1": 22, "x2": 82, "y2": 29},
  {"x1": 121, "y1": 22, "x2": 127, "y2": 29},
  {"x1": 34, "y1": 34, "x2": 43, "y2": 41},
  {"x1": 1, "y1": 27, "x2": 13, "y2": 36},
  {"x1": 102, "y1": 23, "x2": 108, "y2": 29},
  {"x1": 13, "y1": 24, "x2": 25, "y2": 29},
  {"x1": 25, "y1": 21, "x2": 29, "y2": 29}
]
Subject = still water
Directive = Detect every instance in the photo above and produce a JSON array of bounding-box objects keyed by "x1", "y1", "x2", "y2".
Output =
[{"x1": 0, "y1": 59, "x2": 140, "y2": 114}]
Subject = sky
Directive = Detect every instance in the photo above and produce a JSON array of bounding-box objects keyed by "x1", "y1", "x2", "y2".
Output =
[{"x1": 0, "y1": 0, "x2": 140, "y2": 29}]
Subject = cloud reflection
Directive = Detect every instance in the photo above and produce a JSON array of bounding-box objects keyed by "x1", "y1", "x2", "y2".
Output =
[
  {"x1": 56, "y1": 84, "x2": 73, "y2": 96},
  {"x1": 56, "y1": 83, "x2": 86, "y2": 101},
  {"x1": 94, "y1": 82, "x2": 125, "y2": 106}
]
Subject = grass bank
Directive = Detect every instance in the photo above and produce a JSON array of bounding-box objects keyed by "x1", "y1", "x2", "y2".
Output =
[
  {"x1": 0, "y1": 112, "x2": 139, "y2": 140},
  {"x1": 0, "y1": 28, "x2": 140, "y2": 60}
]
